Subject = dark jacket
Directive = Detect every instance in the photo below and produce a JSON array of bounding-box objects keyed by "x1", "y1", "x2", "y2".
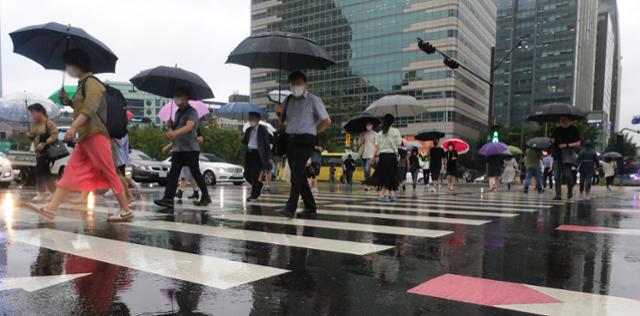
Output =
[
  {"x1": 577, "y1": 147, "x2": 599, "y2": 172},
  {"x1": 243, "y1": 124, "x2": 273, "y2": 169}
]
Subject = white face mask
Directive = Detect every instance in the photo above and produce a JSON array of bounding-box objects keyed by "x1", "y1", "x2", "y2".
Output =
[
  {"x1": 250, "y1": 120, "x2": 259, "y2": 127},
  {"x1": 173, "y1": 98, "x2": 185, "y2": 105},
  {"x1": 366, "y1": 124, "x2": 373, "y2": 131},
  {"x1": 291, "y1": 85, "x2": 306, "y2": 97},
  {"x1": 65, "y1": 66, "x2": 80, "y2": 78}
]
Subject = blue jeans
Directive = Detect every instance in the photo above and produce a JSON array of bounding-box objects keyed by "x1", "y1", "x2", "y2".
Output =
[
  {"x1": 523, "y1": 168, "x2": 542, "y2": 193},
  {"x1": 362, "y1": 158, "x2": 372, "y2": 182},
  {"x1": 553, "y1": 160, "x2": 574, "y2": 196}
]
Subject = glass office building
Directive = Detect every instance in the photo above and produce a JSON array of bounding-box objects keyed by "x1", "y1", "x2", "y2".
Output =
[
  {"x1": 250, "y1": 0, "x2": 496, "y2": 143},
  {"x1": 494, "y1": 0, "x2": 599, "y2": 127}
]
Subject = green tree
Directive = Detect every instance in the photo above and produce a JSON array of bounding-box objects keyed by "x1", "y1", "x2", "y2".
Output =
[
  {"x1": 605, "y1": 134, "x2": 639, "y2": 157},
  {"x1": 128, "y1": 125, "x2": 169, "y2": 160},
  {"x1": 200, "y1": 121, "x2": 245, "y2": 164}
]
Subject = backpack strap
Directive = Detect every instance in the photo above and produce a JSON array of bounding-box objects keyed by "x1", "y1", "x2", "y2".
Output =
[{"x1": 80, "y1": 75, "x2": 105, "y2": 97}]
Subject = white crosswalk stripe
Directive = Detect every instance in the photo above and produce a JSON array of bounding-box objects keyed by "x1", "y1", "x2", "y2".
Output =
[
  {"x1": 328, "y1": 204, "x2": 519, "y2": 217},
  {"x1": 10, "y1": 228, "x2": 289, "y2": 290},
  {"x1": 127, "y1": 221, "x2": 393, "y2": 255},
  {"x1": 364, "y1": 200, "x2": 538, "y2": 212},
  {"x1": 316, "y1": 209, "x2": 491, "y2": 226}
]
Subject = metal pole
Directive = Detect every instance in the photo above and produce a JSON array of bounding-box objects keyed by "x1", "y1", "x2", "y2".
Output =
[{"x1": 488, "y1": 47, "x2": 496, "y2": 128}]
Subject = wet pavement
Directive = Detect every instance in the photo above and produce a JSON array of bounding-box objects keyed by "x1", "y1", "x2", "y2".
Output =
[{"x1": 1, "y1": 183, "x2": 640, "y2": 315}]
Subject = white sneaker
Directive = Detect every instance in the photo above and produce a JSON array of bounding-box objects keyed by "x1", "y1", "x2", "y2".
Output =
[
  {"x1": 104, "y1": 189, "x2": 114, "y2": 197},
  {"x1": 107, "y1": 209, "x2": 133, "y2": 222}
]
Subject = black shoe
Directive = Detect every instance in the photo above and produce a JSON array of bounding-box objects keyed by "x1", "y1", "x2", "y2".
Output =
[
  {"x1": 567, "y1": 193, "x2": 573, "y2": 199},
  {"x1": 278, "y1": 209, "x2": 295, "y2": 218},
  {"x1": 176, "y1": 190, "x2": 183, "y2": 199},
  {"x1": 298, "y1": 209, "x2": 317, "y2": 219},
  {"x1": 154, "y1": 198, "x2": 174, "y2": 208},
  {"x1": 553, "y1": 195, "x2": 562, "y2": 201},
  {"x1": 195, "y1": 197, "x2": 211, "y2": 206},
  {"x1": 246, "y1": 196, "x2": 258, "y2": 202},
  {"x1": 188, "y1": 190, "x2": 199, "y2": 200}
]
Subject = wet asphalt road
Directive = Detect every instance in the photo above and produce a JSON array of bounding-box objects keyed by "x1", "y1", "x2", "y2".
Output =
[{"x1": 0, "y1": 183, "x2": 639, "y2": 315}]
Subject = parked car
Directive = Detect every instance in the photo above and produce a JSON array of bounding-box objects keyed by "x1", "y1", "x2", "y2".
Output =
[
  {"x1": 130, "y1": 149, "x2": 170, "y2": 185},
  {"x1": 0, "y1": 153, "x2": 14, "y2": 188},
  {"x1": 163, "y1": 153, "x2": 244, "y2": 186}
]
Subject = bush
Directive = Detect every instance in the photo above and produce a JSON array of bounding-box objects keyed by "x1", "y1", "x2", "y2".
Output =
[{"x1": 128, "y1": 126, "x2": 169, "y2": 160}]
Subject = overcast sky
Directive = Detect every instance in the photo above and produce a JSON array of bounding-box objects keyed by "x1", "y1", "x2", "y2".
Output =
[{"x1": 1, "y1": 0, "x2": 640, "y2": 142}]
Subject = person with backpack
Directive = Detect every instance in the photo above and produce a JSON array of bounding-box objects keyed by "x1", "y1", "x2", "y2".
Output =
[
  {"x1": 154, "y1": 88, "x2": 211, "y2": 208},
  {"x1": 27, "y1": 49, "x2": 132, "y2": 221},
  {"x1": 577, "y1": 139, "x2": 599, "y2": 195}
]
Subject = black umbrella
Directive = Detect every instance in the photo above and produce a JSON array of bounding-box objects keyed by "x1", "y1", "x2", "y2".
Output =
[
  {"x1": 415, "y1": 129, "x2": 445, "y2": 141},
  {"x1": 526, "y1": 103, "x2": 585, "y2": 123},
  {"x1": 343, "y1": 115, "x2": 380, "y2": 134},
  {"x1": 9, "y1": 22, "x2": 117, "y2": 73},
  {"x1": 226, "y1": 31, "x2": 335, "y2": 71},
  {"x1": 129, "y1": 66, "x2": 214, "y2": 100},
  {"x1": 526, "y1": 137, "x2": 551, "y2": 150},
  {"x1": 602, "y1": 152, "x2": 623, "y2": 159}
]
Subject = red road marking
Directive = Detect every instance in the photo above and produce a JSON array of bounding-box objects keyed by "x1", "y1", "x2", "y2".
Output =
[{"x1": 556, "y1": 225, "x2": 611, "y2": 233}]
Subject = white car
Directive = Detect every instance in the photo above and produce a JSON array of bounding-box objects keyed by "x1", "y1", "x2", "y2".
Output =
[
  {"x1": 163, "y1": 153, "x2": 244, "y2": 186},
  {"x1": 0, "y1": 153, "x2": 14, "y2": 188}
]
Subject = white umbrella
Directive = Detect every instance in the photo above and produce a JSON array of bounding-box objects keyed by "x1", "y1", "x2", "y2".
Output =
[
  {"x1": 364, "y1": 95, "x2": 427, "y2": 117},
  {"x1": 242, "y1": 121, "x2": 276, "y2": 135},
  {"x1": 268, "y1": 90, "x2": 292, "y2": 103},
  {"x1": 341, "y1": 152, "x2": 360, "y2": 161},
  {"x1": 406, "y1": 141, "x2": 423, "y2": 149},
  {"x1": 0, "y1": 92, "x2": 61, "y2": 123}
]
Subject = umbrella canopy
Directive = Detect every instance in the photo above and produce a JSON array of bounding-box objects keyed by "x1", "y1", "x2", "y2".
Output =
[
  {"x1": 406, "y1": 141, "x2": 423, "y2": 150},
  {"x1": 479, "y1": 142, "x2": 508, "y2": 156},
  {"x1": 527, "y1": 137, "x2": 551, "y2": 150},
  {"x1": 441, "y1": 138, "x2": 470, "y2": 154},
  {"x1": 216, "y1": 102, "x2": 267, "y2": 121},
  {"x1": 49, "y1": 86, "x2": 77, "y2": 105},
  {"x1": 243, "y1": 121, "x2": 276, "y2": 135},
  {"x1": 9, "y1": 22, "x2": 117, "y2": 73},
  {"x1": 415, "y1": 129, "x2": 445, "y2": 141},
  {"x1": 226, "y1": 31, "x2": 335, "y2": 71},
  {"x1": 343, "y1": 114, "x2": 380, "y2": 134},
  {"x1": 130, "y1": 66, "x2": 214, "y2": 100},
  {"x1": 268, "y1": 90, "x2": 292, "y2": 104},
  {"x1": 342, "y1": 152, "x2": 360, "y2": 161},
  {"x1": 364, "y1": 95, "x2": 426, "y2": 117},
  {"x1": 156, "y1": 100, "x2": 210, "y2": 122},
  {"x1": 0, "y1": 92, "x2": 61, "y2": 123},
  {"x1": 507, "y1": 145, "x2": 523, "y2": 155},
  {"x1": 526, "y1": 103, "x2": 585, "y2": 123},
  {"x1": 126, "y1": 111, "x2": 135, "y2": 120},
  {"x1": 602, "y1": 152, "x2": 623, "y2": 159}
]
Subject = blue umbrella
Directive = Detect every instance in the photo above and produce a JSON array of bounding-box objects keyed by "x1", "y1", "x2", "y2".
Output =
[
  {"x1": 216, "y1": 102, "x2": 267, "y2": 121},
  {"x1": 479, "y1": 142, "x2": 508, "y2": 156}
]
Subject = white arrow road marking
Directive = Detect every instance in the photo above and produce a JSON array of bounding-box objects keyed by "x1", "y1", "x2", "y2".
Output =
[{"x1": 0, "y1": 273, "x2": 91, "y2": 292}]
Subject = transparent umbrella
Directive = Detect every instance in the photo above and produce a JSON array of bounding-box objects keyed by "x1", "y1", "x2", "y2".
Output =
[
  {"x1": 364, "y1": 95, "x2": 427, "y2": 117},
  {"x1": 0, "y1": 92, "x2": 61, "y2": 123}
]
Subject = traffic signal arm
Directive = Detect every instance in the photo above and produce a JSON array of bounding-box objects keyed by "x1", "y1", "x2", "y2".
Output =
[{"x1": 416, "y1": 38, "x2": 492, "y2": 86}]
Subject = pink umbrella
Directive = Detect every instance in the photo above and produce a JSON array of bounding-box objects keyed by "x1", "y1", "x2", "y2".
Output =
[
  {"x1": 441, "y1": 138, "x2": 469, "y2": 154},
  {"x1": 126, "y1": 110, "x2": 135, "y2": 120},
  {"x1": 157, "y1": 100, "x2": 210, "y2": 122}
]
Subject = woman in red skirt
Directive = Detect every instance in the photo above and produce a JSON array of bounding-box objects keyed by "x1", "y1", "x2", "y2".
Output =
[{"x1": 28, "y1": 49, "x2": 132, "y2": 222}]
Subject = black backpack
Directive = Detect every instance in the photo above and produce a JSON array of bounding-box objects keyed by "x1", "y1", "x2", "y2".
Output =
[{"x1": 81, "y1": 76, "x2": 129, "y2": 139}]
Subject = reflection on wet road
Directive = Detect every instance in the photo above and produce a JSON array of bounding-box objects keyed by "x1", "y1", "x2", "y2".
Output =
[{"x1": 1, "y1": 184, "x2": 639, "y2": 315}]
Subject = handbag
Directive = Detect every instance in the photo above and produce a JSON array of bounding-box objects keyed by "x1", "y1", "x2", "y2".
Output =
[
  {"x1": 44, "y1": 140, "x2": 69, "y2": 161},
  {"x1": 560, "y1": 148, "x2": 577, "y2": 165}
]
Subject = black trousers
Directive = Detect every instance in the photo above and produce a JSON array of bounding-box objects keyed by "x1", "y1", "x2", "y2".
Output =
[
  {"x1": 286, "y1": 135, "x2": 316, "y2": 212},
  {"x1": 543, "y1": 167, "x2": 553, "y2": 189},
  {"x1": 34, "y1": 156, "x2": 55, "y2": 194},
  {"x1": 164, "y1": 151, "x2": 209, "y2": 200},
  {"x1": 245, "y1": 150, "x2": 263, "y2": 198}
]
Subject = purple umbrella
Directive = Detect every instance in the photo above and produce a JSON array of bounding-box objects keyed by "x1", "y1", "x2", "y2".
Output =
[
  {"x1": 479, "y1": 142, "x2": 508, "y2": 156},
  {"x1": 157, "y1": 100, "x2": 210, "y2": 122}
]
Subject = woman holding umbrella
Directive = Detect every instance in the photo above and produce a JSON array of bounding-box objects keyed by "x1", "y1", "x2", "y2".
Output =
[
  {"x1": 502, "y1": 155, "x2": 519, "y2": 191},
  {"x1": 372, "y1": 114, "x2": 402, "y2": 202},
  {"x1": 445, "y1": 143, "x2": 459, "y2": 191}
]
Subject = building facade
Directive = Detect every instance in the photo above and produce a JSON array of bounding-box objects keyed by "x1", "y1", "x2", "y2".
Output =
[
  {"x1": 494, "y1": 0, "x2": 599, "y2": 127},
  {"x1": 590, "y1": 12, "x2": 615, "y2": 150},
  {"x1": 250, "y1": 0, "x2": 497, "y2": 143},
  {"x1": 598, "y1": 0, "x2": 621, "y2": 134}
]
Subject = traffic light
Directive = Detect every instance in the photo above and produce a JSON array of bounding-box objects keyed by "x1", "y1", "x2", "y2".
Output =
[
  {"x1": 491, "y1": 130, "x2": 500, "y2": 143},
  {"x1": 417, "y1": 38, "x2": 436, "y2": 54},
  {"x1": 444, "y1": 57, "x2": 460, "y2": 69}
]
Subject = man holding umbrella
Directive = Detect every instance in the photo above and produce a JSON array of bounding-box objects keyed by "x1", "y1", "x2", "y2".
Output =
[
  {"x1": 278, "y1": 71, "x2": 331, "y2": 218},
  {"x1": 155, "y1": 88, "x2": 211, "y2": 207},
  {"x1": 243, "y1": 111, "x2": 273, "y2": 201},
  {"x1": 550, "y1": 116, "x2": 581, "y2": 200}
]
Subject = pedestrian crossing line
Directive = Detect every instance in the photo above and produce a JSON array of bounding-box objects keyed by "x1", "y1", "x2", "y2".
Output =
[
  {"x1": 127, "y1": 221, "x2": 393, "y2": 255},
  {"x1": 556, "y1": 225, "x2": 640, "y2": 236},
  {"x1": 208, "y1": 214, "x2": 452, "y2": 238},
  {"x1": 596, "y1": 208, "x2": 640, "y2": 213},
  {"x1": 316, "y1": 209, "x2": 491, "y2": 226},
  {"x1": 2, "y1": 207, "x2": 80, "y2": 224},
  {"x1": 461, "y1": 193, "x2": 566, "y2": 204},
  {"x1": 59, "y1": 204, "x2": 169, "y2": 218},
  {"x1": 328, "y1": 204, "x2": 518, "y2": 218},
  {"x1": 10, "y1": 228, "x2": 289, "y2": 290},
  {"x1": 363, "y1": 201, "x2": 538, "y2": 213}
]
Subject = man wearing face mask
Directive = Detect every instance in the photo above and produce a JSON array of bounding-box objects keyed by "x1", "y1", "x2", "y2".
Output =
[
  {"x1": 278, "y1": 71, "x2": 331, "y2": 218},
  {"x1": 359, "y1": 122, "x2": 376, "y2": 188},
  {"x1": 243, "y1": 111, "x2": 273, "y2": 201},
  {"x1": 154, "y1": 88, "x2": 211, "y2": 208}
]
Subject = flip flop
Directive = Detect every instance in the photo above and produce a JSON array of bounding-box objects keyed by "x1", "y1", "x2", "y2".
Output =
[{"x1": 24, "y1": 202, "x2": 56, "y2": 220}]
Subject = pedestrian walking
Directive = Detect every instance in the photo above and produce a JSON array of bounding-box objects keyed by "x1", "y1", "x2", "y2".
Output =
[
  {"x1": 163, "y1": 128, "x2": 204, "y2": 201},
  {"x1": 397, "y1": 147, "x2": 409, "y2": 192},
  {"x1": 577, "y1": 139, "x2": 599, "y2": 195},
  {"x1": 26, "y1": 103, "x2": 58, "y2": 202},
  {"x1": 429, "y1": 140, "x2": 445, "y2": 192},
  {"x1": 107, "y1": 133, "x2": 134, "y2": 205},
  {"x1": 277, "y1": 71, "x2": 331, "y2": 218},
  {"x1": 27, "y1": 49, "x2": 132, "y2": 221},
  {"x1": 603, "y1": 157, "x2": 616, "y2": 191},
  {"x1": 445, "y1": 143, "x2": 458, "y2": 191},
  {"x1": 486, "y1": 155, "x2": 503, "y2": 192},
  {"x1": 550, "y1": 116, "x2": 581, "y2": 200},
  {"x1": 542, "y1": 153, "x2": 554, "y2": 189},
  {"x1": 422, "y1": 154, "x2": 430, "y2": 185},
  {"x1": 154, "y1": 88, "x2": 211, "y2": 208},
  {"x1": 243, "y1": 112, "x2": 273, "y2": 201},
  {"x1": 372, "y1": 114, "x2": 402, "y2": 202},
  {"x1": 502, "y1": 156, "x2": 518, "y2": 191},
  {"x1": 359, "y1": 122, "x2": 376, "y2": 189},
  {"x1": 409, "y1": 147, "x2": 421, "y2": 190},
  {"x1": 308, "y1": 142, "x2": 323, "y2": 195},
  {"x1": 523, "y1": 146, "x2": 544, "y2": 194},
  {"x1": 343, "y1": 154, "x2": 356, "y2": 185}
]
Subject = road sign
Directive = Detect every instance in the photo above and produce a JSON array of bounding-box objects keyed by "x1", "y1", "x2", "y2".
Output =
[{"x1": 0, "y1": 141, "x2": 10, "y2": 153}]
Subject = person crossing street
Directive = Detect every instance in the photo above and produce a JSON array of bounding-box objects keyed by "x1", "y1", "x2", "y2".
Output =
[{"x1": 243, "y1": 112, "x2": 273, "y2": 201}]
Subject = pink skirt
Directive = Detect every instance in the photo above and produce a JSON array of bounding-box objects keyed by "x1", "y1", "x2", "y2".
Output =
[{"x1": 57, "y1": 133, "x2": 123, "y2": 194}]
